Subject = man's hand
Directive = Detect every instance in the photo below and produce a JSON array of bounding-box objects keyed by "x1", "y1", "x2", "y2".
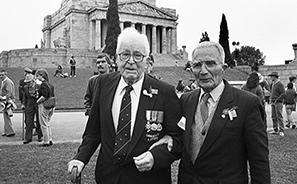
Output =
[
  {"x1": 133, "y1": 151, "x2": 154, "y2": 172},
  {"x1": 149, "y1": 135, "x2": 173, "y2": 152},
  {"x1": 67, "y1": 159, "x2": 85, "y2": 176}
]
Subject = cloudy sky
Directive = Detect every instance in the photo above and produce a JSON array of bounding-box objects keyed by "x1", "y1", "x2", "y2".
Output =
[{"x1": 0, "y1": 0, "x2": 296, "y2": 65}]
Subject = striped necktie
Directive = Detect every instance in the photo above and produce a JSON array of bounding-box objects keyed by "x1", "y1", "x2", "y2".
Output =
[
  {"x1": 200, "y1": 92, "x2": 210, "y2": 124},
  {"x1": 113, "y1": 85, "x2": 133, "y2": 164}
]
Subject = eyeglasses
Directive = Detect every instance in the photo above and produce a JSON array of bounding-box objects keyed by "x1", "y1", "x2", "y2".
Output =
[
  {"x1": 119, "y1": 52, "x2": 146, "y2": 63},
  {"x1": 192, "y1": 60, "x2": 218, "y2": 70}
]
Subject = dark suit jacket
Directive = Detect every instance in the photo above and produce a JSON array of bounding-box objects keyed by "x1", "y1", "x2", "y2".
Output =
[
  {"x1": 84, "y1": 74, "x2": 100, "y2": 115},
  {"x1": 74, "y1": 72, "x2": 182, "y2": 184},
  {"x1": 178, "y1": 81, "x2": 271, "y2": 184}
]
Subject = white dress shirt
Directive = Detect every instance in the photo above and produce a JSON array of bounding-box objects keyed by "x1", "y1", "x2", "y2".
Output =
[
  {"x1": 112, "y1": 75, "x2": 144, "y2": 135},
  {"x1": 200, "y1": 81, "x2": 225, "y2": 116}
]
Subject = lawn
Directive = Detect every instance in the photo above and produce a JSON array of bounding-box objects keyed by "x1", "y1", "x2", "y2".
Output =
[
  {"x1": 0, "y1": 130, "x2": 296, "y2": 184},
  {"x1": 4, "y1": 66, "x2": 248, "y2": 110}
]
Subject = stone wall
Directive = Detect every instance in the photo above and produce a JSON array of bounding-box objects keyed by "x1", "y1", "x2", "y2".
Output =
[
  {"x1": 236, "y1": 63, "x2": 297, "y2": 84},
  {"x1": 0, "y1": 47, "x2": 187, "y2": 69},
  {"x1": 0, "y1": 48, "x2": 102, "y2": 69}
]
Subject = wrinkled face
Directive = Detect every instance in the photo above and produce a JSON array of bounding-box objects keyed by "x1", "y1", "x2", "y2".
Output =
[
  {"x1": 96, "y1": 57, "x2": 109, "y2": 74},
  {"x1": 191, "y1": 46, "x2": 224, "y2": 92},
  {"x1": 117, "y1": 42, "x2": 147, "y2": 85}
]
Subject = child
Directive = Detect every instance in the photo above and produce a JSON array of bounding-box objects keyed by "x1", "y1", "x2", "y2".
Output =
[{"x1": 284, "y1": 82, "x2": 297, "y2": 129}]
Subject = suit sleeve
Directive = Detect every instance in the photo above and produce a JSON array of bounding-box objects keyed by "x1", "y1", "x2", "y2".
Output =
[
  {"x1": 150, "y1": 85, "x2": 182, "y2": 169},
  {"x1": 84, "y1": 78, "x2": 93, "y2": 111},
  {"x1": 19, "y1": 80, "x2": 24, "y2": 103},
  {"x1": 244, "y1": 96, "x2": 271, "y2": 183}
]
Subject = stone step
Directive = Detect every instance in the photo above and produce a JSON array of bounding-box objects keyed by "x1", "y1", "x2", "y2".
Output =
[{"x1": 152, "y1": 53, "x2": 188, "y2": 67}]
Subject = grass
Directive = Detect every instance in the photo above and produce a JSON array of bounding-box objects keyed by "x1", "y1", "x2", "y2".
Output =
[
  {"x1": 0, "y1": 130, "x2": 296, "y2": 183},
  {"x1": 0, "y1": 66, "x2": 292, "y2": 184},
  {"x1": 5, "y1": 66, "x2": 248, "y2": 110}
]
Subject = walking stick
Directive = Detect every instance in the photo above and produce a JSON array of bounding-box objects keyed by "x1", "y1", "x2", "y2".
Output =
[
  {"x1": 22, "y1": 107, "x2": 25, "y2": 140},
  {"x1": 70, "y1": 166, "x2": 81, "y2": 184}
]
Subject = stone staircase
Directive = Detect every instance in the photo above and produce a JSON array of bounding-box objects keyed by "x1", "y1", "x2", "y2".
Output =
[{"x1": 152, "y1": 53, "x2": 188, "y2": 67}]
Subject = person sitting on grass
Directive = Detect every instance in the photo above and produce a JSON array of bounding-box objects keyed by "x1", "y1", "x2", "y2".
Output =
[{"x1": 54, "y1": 65, "x2": 66, "y2": 78}]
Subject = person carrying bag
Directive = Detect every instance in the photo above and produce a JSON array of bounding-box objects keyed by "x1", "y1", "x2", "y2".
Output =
[
  {"x1": 35, "y1": 69, "x2": 55, "y2": 147},
  {"x1": 43, "y1": 83, "x2": 55, "y2": 109}
]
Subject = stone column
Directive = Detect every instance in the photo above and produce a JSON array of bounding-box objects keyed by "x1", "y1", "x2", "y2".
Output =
[
  {"x1": 120, "y1": 22, "x2": 124, "y2": 31},
  {"x1": 162, "y1": 27, "x2": 167, "y2": 54},
  {"x1": 131, "y1": 22, "x2": 135, "y2": 28},
  {"x1": 152, "y1": 25, "x2": 157, "y2": 54},
  {"x1": 142, "y1": 24, "x2": 146, "y2": 35},
  {"x1": 44, "y1": 30, "x2": 51, "y2": 48},
  {"x1": 293, "y1": 43, "x2": 297, "y2": 61},
  {"x1": 89, "y1": 20, "x2": 94, "y2": 49},
  {"x1": 43, "y1": 15, "x2": 52, "y2": 48},
  {"x1": 171, "y1": 28, "x2": 177, "y2": 54},
  {"x1": 95, "y1": 19, "x2": 101, "y2": 49},
  {"x1": 167, "y1": 28, "x2": 172, "y2": 54}
]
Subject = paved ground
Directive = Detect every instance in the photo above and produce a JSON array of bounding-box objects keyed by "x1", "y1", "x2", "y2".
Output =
[
  {"x1": 0, "y1": 111, "x2": 88, "y2": 145},
  {"x1": 0, "y1": 104, "x2": 294, "y2": 145}
]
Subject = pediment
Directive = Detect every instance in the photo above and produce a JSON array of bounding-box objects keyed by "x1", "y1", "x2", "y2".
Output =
[{"x1": 118, "y1": 1, "x2": 177, "y2": 20}]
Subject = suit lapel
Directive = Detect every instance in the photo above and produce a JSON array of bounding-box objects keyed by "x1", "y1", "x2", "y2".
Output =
[
  {"x1": 103, "y1": 72, "x2": 121, "y2": 139},
  {"x1": 127, "y1": 74, "x2": 158, "y2": 157},
  {"x1": 185, "y1": 89, "x2": 201, "y2": 154},
  {"x1": 197, "y1": 81, "x2": 234, "y2": 158}
]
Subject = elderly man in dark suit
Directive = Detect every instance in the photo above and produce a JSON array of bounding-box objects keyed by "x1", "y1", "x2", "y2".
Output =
[
  {"x1": 67, "y1": 27, "x2": 182, "y2": 184},
  {"x1": 152, "y1": 41, "x2": 271, "y2": 184}
]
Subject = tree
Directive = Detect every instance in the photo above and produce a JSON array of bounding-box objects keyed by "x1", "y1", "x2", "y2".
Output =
[
  {"x1": 199, "y1": 32, "x2": 210, "y2": 43},
  {"x1": 232, "y1": 45, "x2": 266, "y2": 69},
  {"x1": 218, "y1": 14, "x2": 234, "y2": 67},
  {"x1": 103, "y1": 0, "x2": 121, "y2": 60}
]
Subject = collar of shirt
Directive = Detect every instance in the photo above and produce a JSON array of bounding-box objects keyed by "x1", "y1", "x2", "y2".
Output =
[
  {"x1": 118, "y1": 74, "x2": 144, "y2": 97},
  {"x1": 200, "y1": 81, "x2": 225, "y2": 103}
]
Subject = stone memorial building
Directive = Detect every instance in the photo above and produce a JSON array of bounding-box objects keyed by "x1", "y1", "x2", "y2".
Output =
[
  {"x1": 44, "y1": 0, "x2": 178, "y2": 55},
  {"x1": 0, "y1": 0, "x2": 185, "y2": 68}
]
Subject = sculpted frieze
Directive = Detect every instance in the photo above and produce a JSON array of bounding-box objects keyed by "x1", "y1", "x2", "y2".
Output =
[{"x1": 118, "y1": 2, "x2": 174, "y2": 19}]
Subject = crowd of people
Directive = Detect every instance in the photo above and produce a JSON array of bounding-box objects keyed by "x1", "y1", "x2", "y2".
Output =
[{"x1": 1, "y1": 67, "x2": 56, "y2": 147}]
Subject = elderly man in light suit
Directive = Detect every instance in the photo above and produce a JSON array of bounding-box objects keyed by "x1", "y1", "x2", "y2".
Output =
[
  {"x1": 68, "y1": 27, "x2": 182, "y2": 184},
  {"x1": 0, "y1": 70, "x2": 16, "y2": 137},
  {"x1": 152, "y1": 41, "x2": 271, "y2": 184}
]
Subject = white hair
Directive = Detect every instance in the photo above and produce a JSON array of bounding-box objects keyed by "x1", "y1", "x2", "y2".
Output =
[
  {"x1": 192, "y1": 41, "x2": 225, "y2": 63},
  {"x1": 116, "y1": 27, "x2": 150, "y2": 56}
]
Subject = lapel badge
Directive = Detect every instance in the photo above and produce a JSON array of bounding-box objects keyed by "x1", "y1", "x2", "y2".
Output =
[
  {"x1": 143, "y1": 89, "x2": 153, "y2": 98},
  {"x1": 221, "y1": 106, "x2": 238, "y2": 121},
  {"x1": 143, "y1": 86, "x2": 158, "y2": 98}
]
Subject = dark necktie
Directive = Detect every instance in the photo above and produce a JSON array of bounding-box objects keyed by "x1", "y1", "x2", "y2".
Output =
[
  {"x1": 189, "y1": 92, "x2": 210, "y2": 163},
  {"x1": 113, "y1": 85, "x2": 133, "y2": 164}
]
